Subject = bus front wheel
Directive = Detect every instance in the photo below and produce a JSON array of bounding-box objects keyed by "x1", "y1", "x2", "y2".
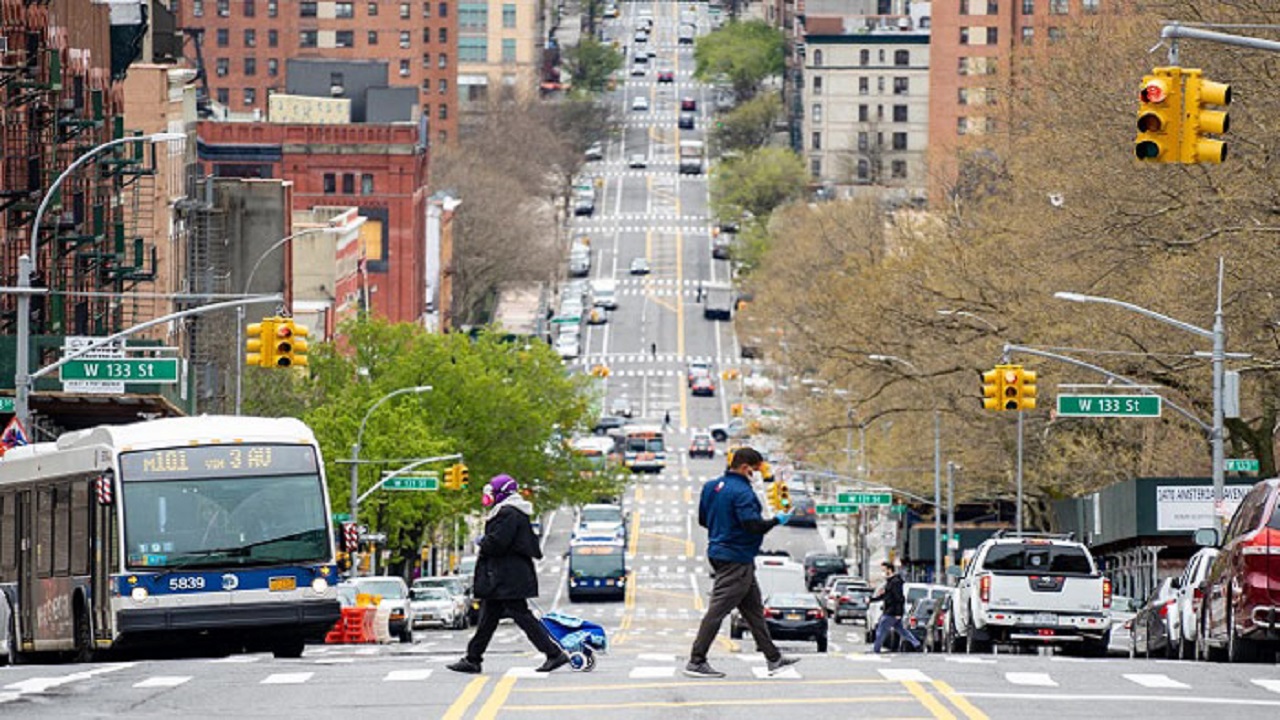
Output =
[
  {"x1": 74, "y1": 596, "x2": 96, "y2": 663},
  {"x1": 272, "y1": 636, "x2": 306, "y2": 659}
]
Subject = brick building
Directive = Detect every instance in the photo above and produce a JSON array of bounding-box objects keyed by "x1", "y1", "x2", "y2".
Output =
[{"x1": 177, "y1": 0, "x2": 458, "y2": 143}]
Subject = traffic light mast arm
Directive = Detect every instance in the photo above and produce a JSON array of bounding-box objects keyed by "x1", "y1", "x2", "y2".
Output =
[
  {"x1": 1160, "y1": 23, "x2": 1280, "y2": 62},
  {"x1": 355, "y1": 453, "x2": 464, "y2": 506},
  {"x1": 1000, "y1": 343, "x2": 1209, "y2": 432}
]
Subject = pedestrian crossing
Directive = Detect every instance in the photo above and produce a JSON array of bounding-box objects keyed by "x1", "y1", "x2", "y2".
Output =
[{"x1": 575, "y1": 352, "x2": 761, "y2": 366}]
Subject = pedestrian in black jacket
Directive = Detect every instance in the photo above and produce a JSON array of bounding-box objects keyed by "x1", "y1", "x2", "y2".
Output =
[
  {"x1": 869, "y1": 561, "x2": 921, "y2": 653},
  {"x1": 447, "y1": 475, "x2": 569, "y2": 674}
]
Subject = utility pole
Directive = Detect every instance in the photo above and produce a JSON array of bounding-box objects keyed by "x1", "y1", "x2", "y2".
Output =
[
  {"x1": 933, "y1": 411, "x2": 942, "y2": 584},
  {"x1": 946, "y1": 461, "x2": 956, "y2": 578}
]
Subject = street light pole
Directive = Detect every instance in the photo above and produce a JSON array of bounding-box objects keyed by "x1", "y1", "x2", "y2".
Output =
[
  {"x1": 1055, "y1": 263, "x2": 1227, "y2": 532},
  {"x1": 14, "y1": 133, "x2": 186, "y2": 432},
  {"x1": 934, "y1": 410, "x2": 942, "y2": 584},
  {"x1": 946, "y1": 461, "x2": 957, "y2": 576},
  {"x1": 235, "y1": 227, "x2": 334, "y2": 414},
  {"x1": 349, "y1": 385, "x2": 434, "y2": 526}
]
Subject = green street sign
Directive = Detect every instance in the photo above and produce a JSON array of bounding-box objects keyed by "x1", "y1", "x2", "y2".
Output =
[
  {"x1": 551, "y1": 316, "x2": 581, "y2": 324},
  {"x1": 1056, "y1": 394, "x2": 1161, "y2": 418},
  {"x1": 1226, "y1": 458, "x2": 1259, "y2": 473},
  {"x1": 331, "y1": 513, "x2": 351, "y2": 523},
  {"x1": 837, "y1": 492, "x2": 892, "y2": 506},
  {"x1": 816, "y1": 503, "x2": 860, "y2": 515},
  {"x1": 382, "y1": 472, "x2": 439, "y2": 491},
  {"x1": 60, "y1": 358, "x2": 179, "y2": 383},
  {"x1": 0, "y1": 397, "x2": 12, "y2": 413},
  {"x1": 890, "y1": 504, "x2": 907, "y2": 515}
]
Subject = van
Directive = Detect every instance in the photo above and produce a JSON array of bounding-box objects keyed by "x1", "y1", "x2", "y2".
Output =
[{"x1": 591, "y1": 278, "x2": 618, "y2": 309}]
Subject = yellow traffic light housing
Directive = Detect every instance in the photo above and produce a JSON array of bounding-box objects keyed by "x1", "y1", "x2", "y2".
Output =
[
  {"x1": 1017, "y1": 369, "x2": 1037, "y2": 411},
  {"x1": 246, "y1": 320, "x2": 273, "y2": 368},
  {"x1": 777, "y1": 481, "x2": 791, "y2": 511},
  {"x1": 982, "y1": 368, "x2": 1002, "y2": 411},
  {"x1": 1135, "y1": 67, "x2": 1183, "y2": 163},
  {"x1": 1181, "y1": 69, "x2": 1230, "y2": 164},
  {"x1": 266, "y1": 318, "x2": 309, "y2": 368},
  {"x1": 443, "y1": 465, "x2": 460, "y2": 491},
  {"x1": 456, "y1": 463, "x2": 470, "y2": 490},
  {"x1": 766, "y1": 480, "x2": 781, "y2": 511},
  {"x1": 288, "y1": 320, "x2": 310, "y2": 367}
]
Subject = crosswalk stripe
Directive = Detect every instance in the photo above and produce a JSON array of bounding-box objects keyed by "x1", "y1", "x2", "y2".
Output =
[
  {"x1": 385, "y1": 669, "x2": 434, "y2": 682},
  {"x1": 1123, "y1": 673, "x2": 1190, "y2": 689},
  {"x1": 1005, "y1": 672, "x2": 1057, "y2": 687},
  {"x1": 630, "y1": 666, "x2": 676, "y2": 679},
  {"x1": 879, "y1": 668, "x2": 931, "y2": 682},
  {"x1": 261, "y1": 672, "x2": 313, "y2": 685},
  {"x1": 133, "y1": 676, "x2": 192, "y2": 688},
  {"x1": 753, "y1": 666, "x2": 802, "y2": 679},
  {"x1": 1253, "y1": 679, "x2": 1280, "y2": 694}
]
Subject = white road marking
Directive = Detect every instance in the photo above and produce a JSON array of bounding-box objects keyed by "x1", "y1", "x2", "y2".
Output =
[
  {"x1": 638, "y1": 653, "x2": 678, "y2": 662},
  {"x1": 945, "y1": 656, "x2": 996, "y2": 664},
  {"x1": 314, "y1": 657, "x2": 355, "y2": 664},
  {"x1": 209, "y1": 655, "x2": 261, "y2": 663},
  {"x1": 1123, "y1": 673, "x2": 1190, "y2": 689},
  {"x1": 754, "y1": 666, "x2": 802, "y2": 679},
  {"x1": 260, "y1": 672, "x2": 313, "y2": 685},
  {"x1": 1006, "y1": 672, "x2": 1058, "y2": 687},
  {"x1": 630, "y1": 666, "x2": 677, "y2": 679},
  {"x1": 505, "y1": 667, "x2": 552, "y2": 678},
  {"x1": 1253, "y1": 679, "x2": 1280, "y2": 694},
  {"x1": 385, "y1": 669, "x2": 434, "y2": 681},
  {"x1": 133, "y1": 676, "x2": 192, "y2": 689},
  {"x1": 878, "y1": 668, "x2": 932, "y2": 682}
]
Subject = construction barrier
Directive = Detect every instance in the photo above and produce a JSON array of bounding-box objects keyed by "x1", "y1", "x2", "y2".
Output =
[{"x1": 324, "y1": 607, "x2": 378, "y2": 644}]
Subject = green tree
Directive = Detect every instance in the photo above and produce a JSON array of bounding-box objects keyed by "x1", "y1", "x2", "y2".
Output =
[
  {"x1": 710, "y1": 92, "x2": 782, "y2": 154},
  {"x1": 710, "y1": 147, "x2": 807, "y2": 227},
  {"x1": 564, "y1": 38, "x2": 624, "y2": 95},
  {"x1": 693, "y1": 20, "x2": 785, "y2": 102}
]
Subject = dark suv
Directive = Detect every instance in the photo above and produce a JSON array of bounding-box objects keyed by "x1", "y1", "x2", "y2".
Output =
[
  {"x1": 1195, "y1": 478, "x2": 1280, "y2": 662},
  {"x1": 803, "y1": 552, "x2": 849, "y2": 591}
]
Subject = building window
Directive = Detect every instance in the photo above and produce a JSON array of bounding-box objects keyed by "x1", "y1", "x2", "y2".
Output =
[
  {"x1": 503, "y1": 3, "x2": 516, "y2": 28},
  {"x1": 810, "y1": 158, "x2": 821, "y2": 178},
  {"x1": 301, "y1": 30, "x2": 318, "y2": 47},
  {"x1": 215, "y1": 58, "x2": 229, "y2": 77},
  {"x1": 859, "y1": 49, "x2": 869, "y2": 66},
  {"x1": 267, "y1": 0, "x2": 277, "y2": 17},
  {"x1": 423, "y1": 53, "x2": 431, "y2": 68},
  {"x1": 857, "y1": 132, "x2": 868, "y2": 151},
  {"x1": 244, "y1": 88, "x2": 256, "y2": 105},
  {"x1": 811, "y1": 132, "x2": 821, "y2": 150},
  {"x1": 459, "y1": 38, "x2": 487, "y2": 62},
  {"x1": 244, "y1": 29, "x2": 256, "y2": 47},
  {"x1": 423, "y1": 1, "x2": 431, "y2": 17},
  {"x1": 401, "y1": 2, "x2": 411, "y2": 18},
  {"x1": 1048, "y1": 27, "x2": 1065, "y2": 43},
  {"x1": 893, "y1": 105, "x2": 907, "y2": 122},
  {"x1": 217, "y1": 0, "x2": 230, "y2": 16},
  {"x1": 438, "y1": 53, "x2": 448, "y2": 68},
  {"x1": 988, "y1": 0, "x2": 999, "y2": 12},
  {"x1": 368, "y1": 2, "x2": 378, "y2": 15},
  {"x1": 439, "y1": 130, "x2": 447, "y2": 144},
  {"x1": 342, "y1": 174, "x2": 355, "y2": 194},
  {"x1": 1022, "y1": 0, "x2": 1034, "y2": 13},
  {"x1": 424, "y1": 28, "x2": 432, "y2": 43},
  {"x1": 369, "y1": 31, "x2": 379, "y2": 45},
  {"x1": 892, "y1": 132, "x2": 907, "y2": 150},
  {"x1": 301, "y1": 1, "x2": 317, "y2": 17},
  {"x1": 216, "y1": 87, "x2": 229, "y2": 105},
  {"x1": 336, "y1": 31, "x2": 355, "y2": 48},
  {"x1": 877, "y1": 76, "x2": 886, "y2": 93},
  {"x1": 439, "y1": 2, "x2": 448, "y2": 17},
  {"x1": 858, "y1": 104, "x2": 868, "y2": 122},
  {"x1": 957, "y1": 117, "x2": 968, "y2": 135},
  {"x1": 987, "y1": 27, "x2": 999, "y2": 44},
  {"x1": 811, "y1": 103, "x2": 822, "y2": 123},
  {"x1": 460, "y1": 3, "x2": 488, "y2": 28},
  {"x1": 960, "y1": 27, "x2": 969, "y2": 44},
  {"x1": 439, "y1": 78, "x2": 448, "y2": 94},
  {"x1": 400, "y1": 59, "x2": 411, "y2": 76},
  {"x1": 244, "y1": 57, "x2": 257, "y2": 75},
  {"x1": 268, "y1": 58, "x2": 278, "y2": 76},
  {"x1": 879, "y1": 49, "x2": 886, "y2": 63},
  {"x1": 812, "y1": 49, "x2": 823, "y2": 67},
  {"x1": 502, "y1": 38, "x2": 517, "y2": 63},
  {"x1": 244, "y1": 0, "x2": 255, "y2": 17},
  {"x1": 1049, "y1": 0, "x2": 1067, "y2": 13},
  {"x1": 960, "y1": 0, "x2": 970, "y2": 13},
  {"x1": 268, "y1": 30, "x2": 278, "y2": 47},
  {"x1": 891, "y1": 160, "x2": 907, "y2": 179},
  {"x1": 216, "y1": 28, "x2": 229, "y2": 47},
  {"x1": 1083, "y1": 0, "x2": 1099, "y2": 12},
  {"x1": 1022, "y1": 26, "x2": 1033, "y2": 44},
  {"x1": 439, "y1": 104, "x2": 448, "y2": 120},
  {"x1": 361, "y1": 174, "x2": 375, "y2": 195},
  {"x1": 812, "y1": 76, "x2": 822, "y2": 95},
  {"x1": 193, "y1": 0, "x2": 204, "y2": 17},
  {"x1": 958, "y1": 88, "x2": 969, "y2": 105},
  {"x1": 857, "y1": 159, "x2": 869, "y2": 181},
  {"x1": 323, "y1": 173, "x2": 336, "y2": 194},
  {"x1": 439, "y1": 28, "x2": 448, "y2": 43},
  {"x1": 336, "y1": 2, "x2": 354, "y2": 18},
  {"x1": 858, "y1": 77, "x2": 869, "y2": 95},
  {"x1": 894, "y1": 50, "x2": 909, "y2": 66},
  {"x1": 397, "y1": 31, "x2": 409, "y2": 48}
]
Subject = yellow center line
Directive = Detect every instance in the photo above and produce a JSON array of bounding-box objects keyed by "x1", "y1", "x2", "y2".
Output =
[
  {"x1": 633, "y1": 586, "x2": 698, "y2": 601},
  {"x1": 516, "y1": 678, "x2": 895, "y2": 693},
  {"x1": 475, "y1": 675, "x2": 518, "y2": 720},
  {"x1": 442, "y1": 676, "x2": 490, "y2": 720},
  {"x1": 635, "y1": 486, "x2": 645, "y2": 503},
  {"x1": 676, "y1": 226, "x2": 687, "y2": 429},
  {"x1": 503, "y1": 696, "x2": 914, "y2": 712},
  {"x1": 639, "y1": 531, "x2": 690, "y2": 546},
  {"x1": 715, "y1": 635, "x2": 739, "y2": 652},
  {"x1": 931, "y1": 680, "x2": 990, "y2": 720},
  {"x1": 902, "y1": 680, "x2": 957, "y2": 720}
]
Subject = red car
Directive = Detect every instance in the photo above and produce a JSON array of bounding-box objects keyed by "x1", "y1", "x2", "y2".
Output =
[
  {"x1": 680, "y1": 97, "x2": 696, "y2": 111},
  {"x1": 1195, "y1": 477, "x2": 1280, "y2": 662},
  {"x1": 691, "y1": 376, "x2": 715, "y2": 396},
  {"x1": 689, "y1": 433, "x2": 714, "y2": 459},
  {"x1": 657, "y1": 70, "x2": 675, "y2": 83}
]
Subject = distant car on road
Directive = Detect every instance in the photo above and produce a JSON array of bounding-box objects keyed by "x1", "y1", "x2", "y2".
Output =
[
  {"x1": 610, "y1": 395, "x2": 634, "y2": 418},
  {"x1": 691, "y1": 375, "x2": 715, "y2": 396},
  {"x1": 629, "y1": 153, "x2": 647, "y2": 168},
  {"x1": 679, "y1": 112, "x2": 695, "y2": 130},
  {"x1": 593, "y1": 415, "x2": 628, "y2": 436},
  {"x1": 658, "y1": 70, "x2": 675, "y2": 83},
  {"x1": 584, "y1": 142, "x2": 604, "y2": 161},
  {"x1": 631, "y1": 96, "x2": 650, "y2": 112},
  {"x1": 680, "y1": 96, "x2": 697, "y2": 111},
  {"x1": 688, "y1": 432, "x2": 715, "y2": 459},
  {"x1": 629, "y1": 257, "x2": 651, "y2": 274},
  {"x1": 761, "y1": 592, "x2": 828, "y2": 652}
]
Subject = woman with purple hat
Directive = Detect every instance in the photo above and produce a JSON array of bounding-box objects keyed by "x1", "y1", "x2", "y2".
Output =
[{"x1": 448, "y1": 474, "x2": 569, "y2": 674}]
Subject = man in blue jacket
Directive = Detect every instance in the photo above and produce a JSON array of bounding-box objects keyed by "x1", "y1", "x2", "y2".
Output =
[{"x1": 685, "y1": 446, "x2": 799, "y2": 678}]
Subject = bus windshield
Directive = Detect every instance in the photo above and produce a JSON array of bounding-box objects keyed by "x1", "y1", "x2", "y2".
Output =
[
  {"x1": 119, "y1": 445, "x2": 329, "y2": 569},
  {"x1": 626, "y1": 438, "x2": 663, "y2": 453},
  {"x1": 570, "y1": 548, "x2": 626, "y2": 578}
]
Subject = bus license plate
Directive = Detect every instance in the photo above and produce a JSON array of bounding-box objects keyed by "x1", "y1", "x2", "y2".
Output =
[{"x1": 269, "y1": 576, "x2": 297, "y2": 592}]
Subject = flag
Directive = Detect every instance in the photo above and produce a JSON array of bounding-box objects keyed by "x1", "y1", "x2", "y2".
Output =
[{"x1": 0, "y1": 416, "x2": 29, "y2": 455}]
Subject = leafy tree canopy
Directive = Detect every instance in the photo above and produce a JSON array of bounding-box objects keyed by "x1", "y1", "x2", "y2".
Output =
[
  {"x1": 693, "y1": 20, "x2": 785, "y2": 101},
  {"x1": 711, "y1": 92, "x2": 782, "y2": 155},
  {"x1": 564, "y1": 38, "x2": 624, "y2": 95},
  {"x1": 710, "y1": 147, "x2": 807, "y2": 227}
]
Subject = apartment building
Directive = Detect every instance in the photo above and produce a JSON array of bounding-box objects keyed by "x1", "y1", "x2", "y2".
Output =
[
  {"x1": 178, "y1": 0, "x2": 458, "y2": 143},
  {"x1": 457, "y1": 0, "x2": 543, "y2": 111}
]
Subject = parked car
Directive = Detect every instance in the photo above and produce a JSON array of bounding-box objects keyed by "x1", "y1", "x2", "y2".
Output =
[
  {"x1": 412, "y1": 575, "x2": 472, "y2": 628},
  {"x1": 1106, "y1": 595, "x2": 1139, "y2": 656},
  {"x1": 905, "y1": 598, "x2": 938, "y2": 650},
  {"x1": 409, "y1": 586, "x2": 464, "y2": 630},
  {"x1": 1171, "y1": 547, "x2": 1219, "y2": 659},
  {"x1": 823, "y1": 575, "x2": 859, "y2": 612},
  {"x1": 804, "y1": 553, "x2": 849, "y2": 591},
  {"x1": 924, "y1": 592, "x2": 954, "y2": 652},
  {"x1": 867, "y1": 583, "x2": 950, "y2": 646},
  {"x1": 554, "y1": 333, "x2": 581, "y2": 359},
  {"x1": 691, "y1": 375, "x2": 715, "y2": 396},
  {"x1": 347, "y1": 576, "x2": 413, "y2": 642},
  {"x1": 1195, "y1": 477, "x2": 1280, "y2": 662},
  {"x1": 1130, "y1": 579, "x2": 1178, "y2": 658},
  {"x1": 761, "y1": 592, "x2": 828, "y2": 652},
  {"x1": 689, "y1": 433, "x2": 715, "y2": 459}
]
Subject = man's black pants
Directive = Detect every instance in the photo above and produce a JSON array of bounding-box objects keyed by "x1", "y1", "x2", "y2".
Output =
[
  {"x1": 465, "y1": 598, "x2": 562, "y2": 663},
  {"x1": 689, "y1": 558, "x2": 780, "y2": 664}
]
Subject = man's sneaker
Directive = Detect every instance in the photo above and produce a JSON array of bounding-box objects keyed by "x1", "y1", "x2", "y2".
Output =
[
  {"x1": 447, "y1": 658, "x2": 482, "y2": 674},
  {"x1": 766, "y1": 655, "x2": 800, "y2": 675},
  {"x1": 683, "y1": 661, "x2": 726, "y2": 678},
  {"x1": 536, "y1": 653, "x2": 571, "y2": 673}
]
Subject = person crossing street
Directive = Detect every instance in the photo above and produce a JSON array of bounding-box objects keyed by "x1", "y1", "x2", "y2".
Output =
[
  {"x1": 685, "y1": 447, "x2": 799, "y2": 678},
  {"x1": 869, "y1": 561, "x2": 922, "y2": 653}
]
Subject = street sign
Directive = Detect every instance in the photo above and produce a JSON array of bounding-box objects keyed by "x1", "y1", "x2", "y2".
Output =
[
  {"x1": 1226, "y1": 458, "x2": 1259, "y2": 473},
  {"x1": 1056, "y1": 394, "x2": 1161, "y2": 418},
  {"x1": 551, "y1": 316, "x2": 581, "y2": 324},
  {"x1": 60, "y1": 358, "x2": 180, "y2": 383},
  {"x1": 890, "y1": 504, "x2": 907, "y2": 515},
  {"x1": 381, "y1": 472, "x2": 439, "y2": 491},
  {"x1": 0, "y1": 397, "x2": 12, "y2": 413},
  {"x1": 816, "y1": 503, "x2": 859, "y2": 515},
  {"x1": 837, "y1": 492, "x2": 892, "y2": 506},
  {"x1": 331, "y1": 513, "x2": 351, "y2": 523}
]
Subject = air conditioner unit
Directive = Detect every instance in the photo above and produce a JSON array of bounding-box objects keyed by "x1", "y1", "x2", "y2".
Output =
[{"x1": 330, "y1": 84, "x2": 344, "y2": 95}]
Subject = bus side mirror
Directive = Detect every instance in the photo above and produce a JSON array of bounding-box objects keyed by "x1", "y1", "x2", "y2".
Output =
[{"x1": 1193, "y1": 527, "x2": 1220, "y2": 548}]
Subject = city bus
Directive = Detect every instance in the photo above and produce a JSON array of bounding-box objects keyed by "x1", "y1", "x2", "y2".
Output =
[
  {"x1": 622, "y1": 424, "x2": 665, "y2": 474},
  {"x1": 567, "y1": 539, "x2": 627, "y2": 602},
  {"x1": 0, "y1": 416, "x2": 341, "y2": 663},
  {"x1": 571, "y1": 436, "x2": 617, "y2": 477}
]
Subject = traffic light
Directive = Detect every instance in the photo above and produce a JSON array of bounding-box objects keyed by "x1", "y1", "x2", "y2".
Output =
[
  {"x1": 776, "y1": 480, "x2": 791, "y2": 512},
  {"x1": 1135, "y1": 67, "x2": 1183, "y2": 163},
  {"x1": 456, "y1": 464, "x2": 469, "y2": 490},
  {"x1": 270, "y1": 318, "x2": 309, "y2": 368},
  {"x1": 1015, "y1": 368, "x2": 1037, "y2": 411},
  {"x1": 982, "y1": 367, "x2": 1003, "y2": 411},
  {"x1": 245, "y1": 319, "x2": 273, "y2": 368},
  {"x1": 996, "y1": 364, "x2": 1036, "y2": 411},
  {"x1": 766, "y1": 480, "x2": 782, "y2": 511},
  {"x1": 1181, "y1": 69, "x2": 1231, "y2": 164},
  {"x1": 443, "y1": 465, "x2": 460, "y2": 491}
]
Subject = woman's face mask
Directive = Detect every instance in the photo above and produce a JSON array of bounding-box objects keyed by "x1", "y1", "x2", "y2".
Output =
[{"x1": 481, "y1": 487, "x2": 495, "y2": 507}]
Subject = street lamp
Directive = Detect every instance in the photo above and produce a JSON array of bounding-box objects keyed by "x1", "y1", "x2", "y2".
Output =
[
  {"x1": 349, "y1": 385, "x2": 434, "y2": 526},
  {"x1": 14, "y1": 132, "x2": 186, "y2": 432},
  {"x1": 936, "y1": 309, "x2": 1000, "y2": 332},
  {"x1": 235, "y1": 227, "x2": 335, "y2": 414},
  {"x1": 1054, "y1": 263, "x2": 1228, "y2": 533},
  {"x1": 867, "y1": 354, "x2": 920, "y2": 372}
]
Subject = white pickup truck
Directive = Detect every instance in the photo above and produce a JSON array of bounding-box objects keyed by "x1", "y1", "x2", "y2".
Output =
[{"x1": 950, "y1": 534, "x2": 1112, "y2": 655}]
